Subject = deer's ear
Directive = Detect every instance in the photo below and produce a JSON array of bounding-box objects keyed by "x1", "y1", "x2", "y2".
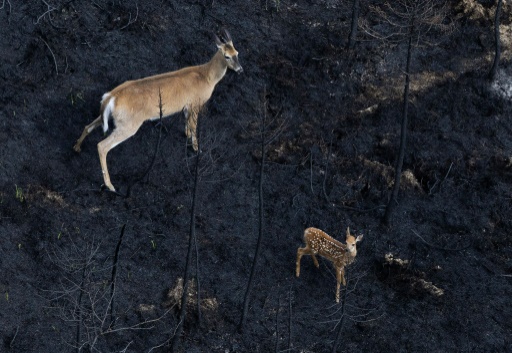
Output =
[
  {"x1": 356, "y1": 235, "x2": 363, "y2": 242},
  {"x1": 214, "y1": 34, "x2": 223, "y2": 48},
  {"x1": 222, "y1": 28, "x2": 232, "y2": 43},
  {"x1": 346, "y1": 227, "x2": 350, "y2": 237}
]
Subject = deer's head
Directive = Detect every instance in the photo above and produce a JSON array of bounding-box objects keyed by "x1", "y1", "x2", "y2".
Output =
[{"x1": 215, "y1": 29, "x2": 243, "y2": 74}]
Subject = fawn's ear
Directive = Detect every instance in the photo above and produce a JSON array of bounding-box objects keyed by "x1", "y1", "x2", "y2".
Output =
[
  {"x1": 356, "y1": 235, "x2": 363, "y2": 242},
  {"x1": 346, "y1": 227, "x2": 350, "y2": 237}
]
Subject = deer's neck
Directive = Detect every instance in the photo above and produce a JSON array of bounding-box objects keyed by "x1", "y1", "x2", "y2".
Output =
[{"x1": 206, "y1": 50, "x2": 228, "y2": 85}]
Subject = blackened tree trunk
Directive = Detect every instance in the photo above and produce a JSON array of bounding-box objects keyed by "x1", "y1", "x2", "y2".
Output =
[
  {"x1": 383, "y1": 17, "x2": 415, "y2": 225},
  {"x1": 347, "y1": 0, "x2": 360, "y2": 49},
  {"x1": 171, "y1": 119, "x2": 201, "y2": 352},
  {"x1": 239, "y1": 115, "x2": 266, "y2": 332},
  {"x1": 489, "y1": 0, "x2": 503, "y2": 81}
]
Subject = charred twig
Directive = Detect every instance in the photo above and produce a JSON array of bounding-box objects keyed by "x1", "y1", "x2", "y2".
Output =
[
  {"x1": 91, "y1": 1, "x2": 104, "y2": 10},
  {"x1": 75, "y1": 264, "x2": 87, "y2": 353},
  {"x1": 331, "y1": 283, "x2": 347, "y2": 353},
  {"x1": 287, "y1": 285, "x2": 292, "y2": 352},
  {"x1": 9, "y1": 326, "x2": 19, "y2": 348},
  {"x1": 171, "y1": 112, "x2": 202, "y2": 352},
  {"x1": 428, "y1": 177, "x2": 439, "y2": 195},
  {"x1": 101, "y1": 310, "x2": 172, "y2": 333},
  {"x1": 125, "y1": 89, "x2": 165, "y2": 197},
  {"x1": 411, "y1": 229, "x2": 470, "y2": 251},
  {"x1": 34, "y1": 0, "x2": 56, "y2": 25},
  {"x1": 334, "y1": 204, "x2": 386, "y2": 212},
  {"x1": 194, "y1": 221, "x2": 202, "y2": 326},
  {"x1": 119, "y1": 3, "x2": 138, "y2": 30},
  {"x1": 322, "y1": 134, "x2": 333, "y2": 203},
  {"x1": 109, "y1": 224, "x2": 126, "y2": 325},
  {"x1": 64, "y1": 55, "x2": 68, "y2": 74},
  {"x1": 39, "y1": 36, "x2": 58, "y2": 75},
  {"x1": 119, "y1": 341, "x2": 133, "y2": 353},
  {"x1": 34, "y1": 0, "x2": 64, "y2": 28},
  {"x1": 430, "y1": 162, "x2": 454, "y2": 195},
  {"x1": 347, "y1": 0, "x2": 360, "y2": 49},
  {"x1": 319, "y1": 271, "x2": 382, "y2": 331},
  {"x1": 440, "y1": 162, "x2": 453, "y2": 186},
  {"x1": 310, "y1": 151, "x2": 314, "y2": 195},
  {"x1": 263, "y1": 107, "x2": 285, "y2": 146},
  {"x1": 147, "y1": 334, "x2": 173, "y2": 353},
  {"x1": 275, "y1": 295, "x2": 280, "y2": 353},
  {"x1": 489, "y1": 0, "x2": 503, "y2": 81},
  {"x1": 1, "y1": 0, "x2": 12, "y2": 14}
]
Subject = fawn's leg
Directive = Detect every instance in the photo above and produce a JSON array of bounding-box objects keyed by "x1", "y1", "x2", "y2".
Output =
[
  {"x1": 311, "y1": 254, "x2": 320, "y2": 268},
  {"x1": 336, "y1": 267, "x2": 342, "y2": 303},
  {"x1": 296, "y1": 247, "x2": 306, "y2": 277},
  {"x1": 340, "y1": 267, "x2": 346, "y2": 286}
]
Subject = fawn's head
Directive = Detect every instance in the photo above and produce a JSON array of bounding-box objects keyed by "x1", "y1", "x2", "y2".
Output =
[
  {"x1": 215, "y1": 29, "x2": 243, "y2": 74},
  {"x1": 345, "y1": 227, "x2": 363, "y2": 255}
]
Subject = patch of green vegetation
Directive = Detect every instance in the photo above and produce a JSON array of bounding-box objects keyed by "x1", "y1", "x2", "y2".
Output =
[
  {"x1": 15, "y1": 185, "x2": 24, "y2": 202},
  {"x1": 266, "y1": 0, "x2": 281, "y2": 12},
  {"x1": 69, "y1": 90, "x2": 85, "y2": 106}
]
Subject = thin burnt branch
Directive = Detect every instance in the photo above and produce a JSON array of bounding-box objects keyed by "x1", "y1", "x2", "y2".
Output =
[
  {"x1": 109, "y1": 224, "x2": 126, "y2": 325},
  {"x1": 125, "y1": 88, "x2": 165, "y2": 197}
]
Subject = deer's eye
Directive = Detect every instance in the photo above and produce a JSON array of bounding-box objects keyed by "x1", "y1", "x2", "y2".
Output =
[{"x1": 224, "y1": 56, "x2": 231, "y2": 60}]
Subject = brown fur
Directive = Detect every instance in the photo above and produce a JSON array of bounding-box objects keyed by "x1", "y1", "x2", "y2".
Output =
[
  {"x1": 296, "y1": 227, "x2": 363, "y2": 303},
  {"x1": 73, "y1": 30, "x2": 242, "y2": 191}
]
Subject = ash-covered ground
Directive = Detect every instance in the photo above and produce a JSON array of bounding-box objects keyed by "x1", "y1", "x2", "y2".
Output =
[{"x1": 0, "y1": 1, "x2": 511, "y2": 352}]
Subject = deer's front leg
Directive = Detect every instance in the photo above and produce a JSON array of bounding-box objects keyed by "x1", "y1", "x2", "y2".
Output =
[{"x1": 185, "y1": 107, "x2": 199, "y2": 152}]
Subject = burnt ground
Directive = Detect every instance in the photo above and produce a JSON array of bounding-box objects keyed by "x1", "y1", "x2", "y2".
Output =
[{"x1": 1, "y1": 0, "x2": 512, "y2": 352}]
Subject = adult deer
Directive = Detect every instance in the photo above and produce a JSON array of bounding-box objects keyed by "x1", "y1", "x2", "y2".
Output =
[
  {"x1": 73, "y1": 29, "x2": 243, "y2": 192},
  {"x1": 296, "y1": 227, "x2": 363, "y2": 303}
]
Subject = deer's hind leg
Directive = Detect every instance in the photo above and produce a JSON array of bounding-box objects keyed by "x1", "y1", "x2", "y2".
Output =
[
  {"x1": 74, "y1": 115, "x2": 103, "y2": 152},
  {"x1": 97, "y1": 120, "x2": 142, "y2": 192}
]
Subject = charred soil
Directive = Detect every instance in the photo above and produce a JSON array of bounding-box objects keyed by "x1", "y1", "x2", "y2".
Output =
[{"x1": 0, "y1": 1, "x2": 511, "y2": 352}]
